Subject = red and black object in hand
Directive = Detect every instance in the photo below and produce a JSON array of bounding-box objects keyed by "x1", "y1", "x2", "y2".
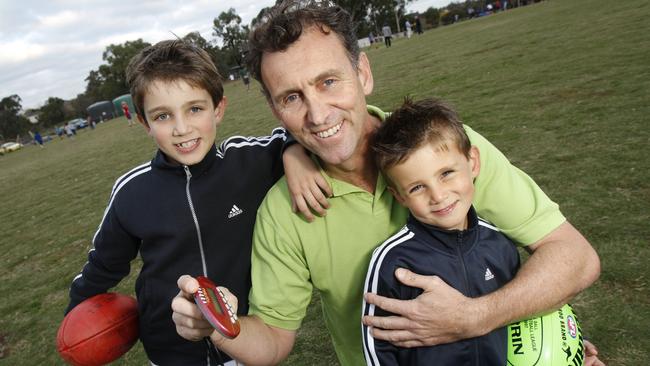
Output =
[{"x1": 193, "y1": 276, "x2": 241, "y2": 339}]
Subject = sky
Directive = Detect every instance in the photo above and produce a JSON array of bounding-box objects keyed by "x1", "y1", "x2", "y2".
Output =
[{"x1": 0, "y1": 0, "x2": 451, "y2": 110}]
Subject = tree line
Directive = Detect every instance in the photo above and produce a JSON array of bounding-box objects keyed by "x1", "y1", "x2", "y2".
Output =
[{"x1": 1, "y1": 0, "x2": 538, "y2": 141}]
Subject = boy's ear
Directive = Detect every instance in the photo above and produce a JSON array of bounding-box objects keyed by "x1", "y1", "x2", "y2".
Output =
[
  {"x1": 469, "y1": 145, "x2": 481, "y2": 178},
  {"x1": 213, "y1": 97, "x2": 228, "y2": 127},
  {"x1": 357, "y1": 52, "x2": 374, "y2": 96},
  {"x1": 137, "y1": 114, "x2": 150, "y2": 133}
]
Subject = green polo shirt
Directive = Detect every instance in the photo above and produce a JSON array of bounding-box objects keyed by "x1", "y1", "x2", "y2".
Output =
[{"x1": 249, "y1": 106, "x2": 565, "y2": 365}]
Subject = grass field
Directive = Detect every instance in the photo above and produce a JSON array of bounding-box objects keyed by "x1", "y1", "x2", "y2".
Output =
[{"x1": 1, "y1": 0, "x2": 649, "y2": 364}]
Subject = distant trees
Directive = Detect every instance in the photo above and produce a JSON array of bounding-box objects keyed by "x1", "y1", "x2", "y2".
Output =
[
  {"x1": 84, "y1": 39, "x2": 152, "y2": 103},
  {"x1": 38, "y1": 97, "x2": 66, "y2": 128},
  {"x1": 213, "y1": 8, "x2": 250, "y2": 68},
  {"x1": 4, "y1": 0, "x2": 522, "y2": 132},
  {"x1": 0, "y1": 95, "x2": 30, "y2": 140}
]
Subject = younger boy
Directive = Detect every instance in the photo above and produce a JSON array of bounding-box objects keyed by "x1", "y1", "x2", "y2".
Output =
[
  {"x1": 65, "y1": 40, "x2": 322, "y2": 365},
  {"x1": 362, "y1": 98, "x2": 520, "y2": 365}
]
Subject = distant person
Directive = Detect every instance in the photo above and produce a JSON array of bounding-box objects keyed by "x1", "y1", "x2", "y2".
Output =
[
  {"x1": 64, "y1": 39, "x2": 326, "y2": 365},
  {"x1": 33, "y1": 131, "x2": 44, "y2": 148},
  {"x1": 362, "y1": 98, "x2": 520, "y2": 365},
  {"x1": 240, "y1": 68, "x2": 251, "y2": 91},
  {"x1": 415, "y1": 15, "x2": 423, "y2": 34},
  {"x1": 404, "y1": 19, "x2": 412, "y2": 38},
  {"x1": 64, "y1": 122, "x2": 75, "y2": 138},
  {"x1": 382, "y1": 23, "x2": 393, "y2": 47},
  {"x1": 87, "y1": 115, "x2": 96, "y2": 130},
  {"x1": 368, "y1": 31, "x2": 375, "y2": 47},
  {"x1": 121, "y1": 101, "x2": 134, "y2": 127},
  {"x1": 55, "y1": 126, "x2": 64, "y2": 139}
]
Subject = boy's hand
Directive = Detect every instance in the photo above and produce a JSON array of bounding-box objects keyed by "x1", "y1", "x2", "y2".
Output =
[
  {"x1": 363, "y1": 268, "x2": 477, "y2": 347},
  {"x1": 283, "y1": 144, "x2": 332, "y2": 222},
  {"x1": 171, "y1": 275, "x2": 238, "y2": 342}
]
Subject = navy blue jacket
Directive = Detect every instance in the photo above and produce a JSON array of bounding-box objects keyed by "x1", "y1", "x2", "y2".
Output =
[
  {"x1": 66, "y1": 128, "x2": 286, "y2": 365},
  {"x1": 363, "y1": 207, "x2": 520, "y2": 366}
]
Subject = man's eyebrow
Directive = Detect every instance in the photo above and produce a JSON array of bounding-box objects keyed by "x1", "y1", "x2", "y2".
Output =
[{"x1": 312, "y1": 69, "x2": 342, "y2": 84}]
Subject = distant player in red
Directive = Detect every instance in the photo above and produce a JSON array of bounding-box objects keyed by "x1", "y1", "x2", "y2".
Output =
[{"x1": 121, "y1": 101, "x2": 134, "y2": 126}]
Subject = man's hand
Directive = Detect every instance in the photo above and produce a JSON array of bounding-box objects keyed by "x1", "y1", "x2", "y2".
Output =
[
  {"x1": 171, "y1": 275, "x2": 238, "y2": 343},
  {"x1": 584, "y1": 340, "x2": 606, "y2": 366},
  {"x1": 363, "y1": 268, "x2": 481, "y2": 347},
  {"x1": 283, "y1": 144, "x2": 332, "y2": 222}
]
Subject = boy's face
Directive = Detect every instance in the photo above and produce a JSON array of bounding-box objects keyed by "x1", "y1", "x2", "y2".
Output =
[
  {"x1": 139, "y1": 79, "x2": 226, "y2": 166},
  {"x1": 260, "y1": 27, "x2": 374, "y2": 168},
  {"x1": 387, "y1": 142, "x2": 480, "y2": 231}
]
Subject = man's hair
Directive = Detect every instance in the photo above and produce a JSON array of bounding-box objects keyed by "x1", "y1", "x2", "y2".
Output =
[
  {"x1": 371, "y1": 97, "x2": 471, "y2": 173},
  {"x1": 126, "y1": 40, "x2": 223, "y2": 122},
  {"x1": 246, "y1": 0, "x2": 359, "y2": 98}
]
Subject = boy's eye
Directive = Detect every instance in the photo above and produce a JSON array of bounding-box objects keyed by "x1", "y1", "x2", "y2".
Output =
[
  {"x1": 441, "y1": 170, "x2": 454, "y2": 178},
  {"x1": 408, "y1": 184, "x2": 424, "y2": 194},
  {"x1": 154, "y1": 113, "x2": 169, "y2": 121},
  {"x1": 190, "y1": 106, "x2": 203, "y2": 113}
]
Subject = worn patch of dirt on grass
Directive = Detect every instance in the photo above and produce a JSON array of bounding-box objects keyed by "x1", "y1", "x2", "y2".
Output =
[{"x1": 0, "y1": 333, "x2": 9, "y2": 358}]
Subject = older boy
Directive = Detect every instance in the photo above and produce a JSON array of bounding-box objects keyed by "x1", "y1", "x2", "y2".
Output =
[
  {"x1": 65, "y1": 40, "x2": 324, "y2": 365},
  {"x1": 362, "y1": 98, "x2": 520, "y2": 365}
]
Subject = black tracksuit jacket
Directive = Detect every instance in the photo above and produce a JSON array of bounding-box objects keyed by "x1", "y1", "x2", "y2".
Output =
[
  {"x1": 66, "y1": 128, "x2": 286, "y2": 365},
  {"x1": 362, "y1": 207, "x2": 521, "y2": 366}
]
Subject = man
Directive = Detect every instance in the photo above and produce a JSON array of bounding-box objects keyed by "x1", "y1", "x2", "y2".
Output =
[
  {"x1": 172, "y1": 1, "x2": 602, "y2": 365},
  {"x1": 382, "y1": 23, "x2": 393, "y2": 47}
]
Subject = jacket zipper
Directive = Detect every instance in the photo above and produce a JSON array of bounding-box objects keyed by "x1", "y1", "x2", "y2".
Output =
[
  {"x1": 184, "y1": 166, "x2": 209, "y2": 277},
  {"x1": 456, "y1": 231, "x2": 480, "y2": 366},
  {"x1": 184, "y1": 166, "x2": 221, "y2": 366}
]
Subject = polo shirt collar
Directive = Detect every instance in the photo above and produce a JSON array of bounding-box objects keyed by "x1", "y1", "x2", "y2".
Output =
[{"x1": 313, "y1": 159, "x2": 389, "y2": 199}]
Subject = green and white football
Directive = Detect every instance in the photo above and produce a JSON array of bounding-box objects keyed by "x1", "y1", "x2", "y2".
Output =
[{"x1": 507, "y1": 304, "x2": 584, "y2": 366}]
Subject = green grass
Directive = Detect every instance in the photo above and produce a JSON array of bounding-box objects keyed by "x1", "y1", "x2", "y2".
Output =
[{"x1": 1, "y1": 0, "x2": 649, "y2": 364}]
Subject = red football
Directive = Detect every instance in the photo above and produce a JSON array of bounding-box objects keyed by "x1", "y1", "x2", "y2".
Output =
[{"x1": 57, "y1": 293, "x2": 139, "y2": 366}]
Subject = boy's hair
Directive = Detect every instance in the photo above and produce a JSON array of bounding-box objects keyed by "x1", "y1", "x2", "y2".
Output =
[
  {"x1": 126, "y1": 40, "x2": 223, "y2": 122},
  {"x1": 371, "y1": 97, "x2": 471, "y2": 173},
  {"x1": 246, "y1": 0, "x2": 359, "y2": 98}
]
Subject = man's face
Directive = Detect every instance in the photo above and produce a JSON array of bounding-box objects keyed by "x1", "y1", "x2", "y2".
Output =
[
  {"x1": 140, "y1": 79, "x2": 226, "y2": 166},
  {"x1": 388, "y1": 143, "x2": 480, "y2": 230},
  {"x1": 261, "y1": 27, "x2": 374, "y2": 167}
]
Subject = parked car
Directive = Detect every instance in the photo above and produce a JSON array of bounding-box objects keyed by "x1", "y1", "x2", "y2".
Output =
[
  {"x1": 1, "y1": 142, "x2": 23, "y2": 154},
  {"x1": 69, "y1": 118, "x2": 88, "y2": 129}
]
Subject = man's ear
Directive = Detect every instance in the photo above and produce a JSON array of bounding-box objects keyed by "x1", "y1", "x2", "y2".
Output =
[
  {"x1": 357, "y1": 52, "x2": 374, "y2": 96},
  {"x1": 213, "y1": 96, "x2": 228, "y2": 127},
  {"x1": 137, "y1": 114, "x2": 150, "y2": 134},
  {"x1": 388, "y1": 185, "x2": 407, "y2": 206},
  {"x1": 469, "y1": 145, "x2": 481, "y2": 178}
]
